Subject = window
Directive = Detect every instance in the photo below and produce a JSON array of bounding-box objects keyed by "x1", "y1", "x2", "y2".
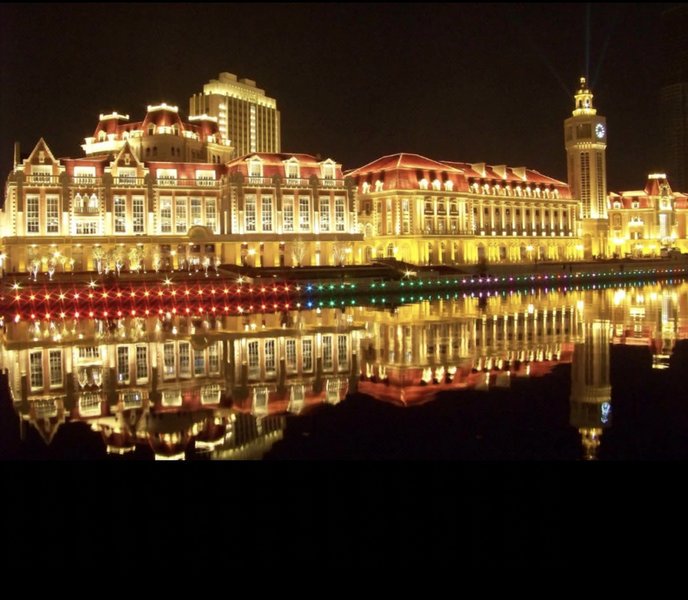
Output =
[
  {"x1": 319, "y1": 196, "x2": 330, "y2": 232},
  {"x1": 30, "y1": 351, "x2": 43, "y2": 389},
  {"x1": 208, "y1": 344, "x2": 220, "y2": 374},
  {"x1": 196, "y1": 170, "x2": 216, "y2": 186},
  {"x1": 206, "y1": 198, "x2": 217, "y2": 231},
  {"x1": 283, "y1": 196, "x2": 294, "y2": 232},
  {"x1": 114, "y1": 196, "x2": 126, "y2": 233},
  {"x1": 179, "y1": 342, "x2": 191, "y2": 376},
  {"x1": 335, "y1": 197, "x2": 346, "y2": 232},
  {"x1": 74, "y1": 166, "x2": 96, "y2": 185},
  {"x1": 194, "y1": 349, "x2": 205, "y2": 376},
  {"x1": 160, "y1": 197, "x2": 172, "y2": 233},
  {"x1": 262, "y1": 195, "x2": 273, "y2": 232},
  {"x1": 157, "y1": 168, "x2": 177, "y2": 186},
  {"x1": 337, "y1": 335, "x2": 348, "y2": 369},
  {"x1": 299, "y1": 196, "x2": 310, "y2": 231},
  {"x1": 302, "y1": 338, "x2": 313, "y2": 372},
  {"x1": 285, "y1": 160, "x2": 299, "y2": 179},
  {"x1": 323, "y1": 335, "x2": 333, "y2": 371},
  {"x1": 580, "y1": 152, "x2": 590, "y2": 216},
  {"x1": 419, "y1": 178, "x2": 428, "y2": 190},
  {"x1": 185, "y1": 197, "x2": 200, "y2": 227},
  {"x1": 248, "y1": 340, "x2": 260, "y2": 375},
  {"x1": 76, "y1": 222, "x2": 98, "y2": 234},
  {"x1": 49, "y1": 349, "x2": 62, "y2": 386},
  {"x1": 77, "y1": 346, "x2": 99, "y2": 360},
  {"x1": 176, "y1": 198, "x2": 187, "y2": 233},
  {"x1": 245, "y1": 194, "x2": 257, "y2": 232},
  {"x1": 133, "y1": 196, "x2": 144, "y2": 233},
  {"x1": 136, "y1": 346, "x2": 148, "y2": 381},
  {"x1": 117, "y1": 346, "x2": 129, "y2": 383},
  {"x1": 286, "y1": 339, "x2": 297, "y2": 373},
  {"x1": 46, "y1": 196, "x2": 59, "y2": 233},
  {"x1": 264, "y1": 339, "x2": 276, "y2": 374},
  {"x1": 163, "y1": 343, "x2": 175, "y2": 377},
  {"x1": 27, "y1": 196, "x2": 39, "y2": 233},
  {"x1": 248, "y1": 158, "x2": 262, "y2": 179},
  {"x1": 322, "y1": 162, "x2": 335, "y2": 182},
  {"x1": 401, "y1": 199, "x2": 410, "y2": 234}
]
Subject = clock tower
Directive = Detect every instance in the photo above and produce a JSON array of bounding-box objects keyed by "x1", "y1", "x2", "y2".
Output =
[{"x1": 564, "y1": 77, "x2": 609, "y2": 258}]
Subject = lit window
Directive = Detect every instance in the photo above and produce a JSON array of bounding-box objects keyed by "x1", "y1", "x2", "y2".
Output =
[
  {"x1": 375, "y1": 180, "x2": 384, "y2": 192},
  {"x1": 419, "y1": 178, "x2": 428, "y2": 190}
]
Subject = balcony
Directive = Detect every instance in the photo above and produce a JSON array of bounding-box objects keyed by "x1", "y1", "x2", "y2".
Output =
[
  {"x1": 114, "y1": 176, "x2": 145, "y2": 187},
  {"x1": 246, "y1": 176, "x2": 273, "y2": 186},
  {"x1": 73, "y1": 203, "x2": 100, "y2": 215},
  {"x1": 71, "y1": 176, "x2": 99, "y2": 187},
  {"x1": 282, "y1": 177, "x2": 311, "y2": 187},
  {"x1": 155, "y1": 177, "x2": 219, "y2": 188},
  {"x1": 28, "y1": 174, "x2": 59, "y2": 186}
]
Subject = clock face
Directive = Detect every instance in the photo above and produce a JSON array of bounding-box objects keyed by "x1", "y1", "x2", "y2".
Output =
[{"x1": 595, "y1": 123, "x2": 606, "y2": 139}]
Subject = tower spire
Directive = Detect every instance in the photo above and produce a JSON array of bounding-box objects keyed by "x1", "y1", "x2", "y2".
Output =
[{"x1": 573, "y1": 76, "x2": 596, "y2": 116}]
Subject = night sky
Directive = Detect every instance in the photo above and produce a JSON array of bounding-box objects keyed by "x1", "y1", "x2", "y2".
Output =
[{"x1": 0, "y1": 3, "x2": 679, "y2": 191}]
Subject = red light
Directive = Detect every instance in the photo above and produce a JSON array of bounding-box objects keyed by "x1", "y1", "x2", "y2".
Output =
[
  {"x1": 89, "y1": 311, "x2": 94, "y2": 317},
  {"x1": 131, "y1": 310, "x2": 136, "y2": 315},
  {"x1": 103, "y1": 311, "x2": 108, "y2": 317},
  {"x1": 117, "y1": 311, "x2": 122, "y2": 316},
  {"x1": 30, "y1": 313, "x2": 36, "y2": 319},
  {"x1": 74, "y1": 312, "x2": 79, "y2": 318}
]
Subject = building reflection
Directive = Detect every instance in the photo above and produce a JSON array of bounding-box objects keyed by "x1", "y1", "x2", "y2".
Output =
[
  {"x1": 1, "y1": 281, "x2": 688, "y2": 459},
  {"x1": 0, "y1": 308, "x2": 363, "y2": 459}
]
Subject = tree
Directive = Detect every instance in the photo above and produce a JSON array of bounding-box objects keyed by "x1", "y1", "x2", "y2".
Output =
[
  {"x1": 291, "y1": 240, "x2": 307, "y2": 267},
  {"x1": 128, "y1": 246, "x2": 144, "y2": 273},
  {"x1": 92, "y1": 246, "x2": 106, "y2": 274}
]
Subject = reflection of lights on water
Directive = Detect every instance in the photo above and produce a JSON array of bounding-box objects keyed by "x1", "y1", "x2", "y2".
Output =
[{"x1": 601, "y1": 402, "x2": 611, "y2": 424}]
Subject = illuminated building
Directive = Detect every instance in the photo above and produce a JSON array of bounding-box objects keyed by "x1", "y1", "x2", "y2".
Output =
[
  {"x1": 0, "y1": 106, "x2": 358, "y2": 273},
  {"x1": 348, "y1": 153, "x2": 582, "y2": 265},
  {"x1": 564, "y1": 77, "x2": 609, "y2": 258},
  {"x1": 608, "y1": 173, "x2": 688, "y2": 257},
  {"x1": 189, "y1": 72, "x2": 281, "y2": 156}
]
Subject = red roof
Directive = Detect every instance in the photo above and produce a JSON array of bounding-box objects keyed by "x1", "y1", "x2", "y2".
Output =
[
  {"x1": 226, "y1": 152, "x2": 344, "y2": 180},
  {"x1": 347, "y1": 152, "x2": 570, "y2": 196}
]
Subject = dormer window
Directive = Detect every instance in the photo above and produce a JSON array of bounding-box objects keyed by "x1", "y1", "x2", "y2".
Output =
[
  {"x1": 444, "y1": 180, "x2": 454, "y2": 192},
  {"x1": 171, "y1": 125, "x2": 179, "y2": 136},
  {"x1": 98, "y1": 131, "x2": 107, "y2": 142},
  {"x1": 632, "y1": 200, "x2": 640, "y2": 209},
  {"x1": 284, "y1": 158, "x2": 300, "y2": 180},
  {"x1": 375, "y1": 180, "x2": 384, "y2": 192},
  {"x1": 432, "y1": 179, "x2": 441, "y2": 191},
  {"x1": 471, "y1": 182, "x2": 479, "y2": 193},
  {"x1": 419, "y1": 178, "x2": 429, "y2": 190},
  {"x1": 148, "y1": 124, "x2": 155, "y2": 135},
  {"x1": 321, "y1": 159, "x2": 336, "y2": 184},
  {"x1": 613, "y1": 201, "x2": 621, "y2": 209},
  {"x1": 196, "y1": 170, "x2": 216, "y2": 186},
  {"x1": 73, "y1": 166, "x2": 96, "y2": 185},
  {"x1": 552, "y1": 189, "x2": 559, "y2": 199},
  {"x1": 248, "y1": 157, "x2": 263, "y2": 181},
  {"x1": 38, "y1": 150, "x2": 46, "y2": 164},
  {"x1": 362, "y1": 182, "x2": 371, "y2": 194},
  {"x1": 157, "y1": 168, "x2": 178, "y2": 186}
]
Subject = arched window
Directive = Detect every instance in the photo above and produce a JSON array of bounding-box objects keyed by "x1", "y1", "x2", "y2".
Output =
[
  {"x1": 444, "y1": 179, "x2": 453, "y2": 192},
  {"x1": 148, "y1": 124, "x2": 155, "y2": 135},
  {"x1": 98, "y1": 131, "x2": 106, "y2": 142},
  {"x1": 432, "y1": 179, "x2": 441, "y2": 191},
  {"x1": 362, "y1": 182, "x2": 371, "y2": 194},
  {"x1": 419, "y1": 178, "x2": 429, "y2": 190},
  {"x1": 375, "y1": 180, "x2": 383, "y2": 192}
]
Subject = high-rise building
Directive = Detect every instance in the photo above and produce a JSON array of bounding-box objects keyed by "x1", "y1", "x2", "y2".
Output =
[
  {"x1": 189, "y1": 72, "x2": 281, "y2": 157},
  {"x1": 564, "y1": 76, "x2": 609, "y2": 258},
  {"x1": 660, "y1": 6, "x2": 688, "y2": 192}
]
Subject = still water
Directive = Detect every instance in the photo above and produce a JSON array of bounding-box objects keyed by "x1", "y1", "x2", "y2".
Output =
[{"x1": 1, "y1": 279, "x2": 687, "y2": 460}]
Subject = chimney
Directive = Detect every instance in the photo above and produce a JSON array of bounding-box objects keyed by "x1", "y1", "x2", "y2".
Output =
[{"x1": 13, "y1": 142, "x2": 20, "y2": 168}]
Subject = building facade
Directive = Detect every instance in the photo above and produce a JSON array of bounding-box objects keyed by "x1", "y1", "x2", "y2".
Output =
[
  {"x1": 607, "y1": 173, "x2": 688, "y2": 257},
  {"x1": 0, "y1": 105, "x2": 359, "y2": 274},
  {"x1": 189, "y1": 72, "x2": 281, "y2": 156},
  {"x1": 348, "y1": 153, "x2": 582, "y2": 265}
]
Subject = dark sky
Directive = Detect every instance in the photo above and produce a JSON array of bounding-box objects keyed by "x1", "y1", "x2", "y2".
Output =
[{"x1": 0, "y1": 3, "x2": 679, "y2": 191}]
